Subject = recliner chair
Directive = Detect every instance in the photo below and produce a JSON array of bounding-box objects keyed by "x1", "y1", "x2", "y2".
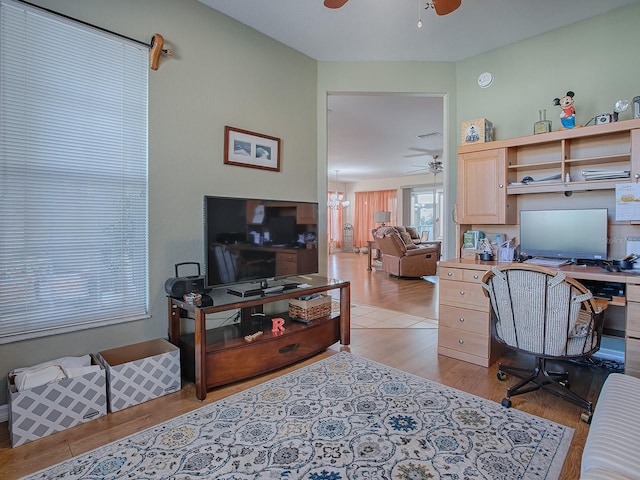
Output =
[{"x1": 373, "y1": 226, "x2": 440, "y2": 278}]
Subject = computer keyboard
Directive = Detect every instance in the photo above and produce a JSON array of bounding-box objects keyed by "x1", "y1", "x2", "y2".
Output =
[{"x1": 524, "y1": 257, "x2": 570, "y2": 267}]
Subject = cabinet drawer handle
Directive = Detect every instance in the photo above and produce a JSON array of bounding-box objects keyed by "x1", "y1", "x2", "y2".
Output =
[
  {"x1": 447, "y1": 272, "x2": 453, "y2": 276},
  {"x1": 473, "y1": 274, "x2": 479, "y2": 279},
  {"x1": 499, "y1": 184, "x2": 504, "y2": 188},
  {"x1": 458, "y1": 317, "x2": 465, "y2": 323},
  {"x1": 279, "y1": 343, "x2": 300, "y2": 354},
  {"x1": 458, "y1": 339, "x2": 464, "y2": 344},
  {"x1": 459, "y1": 291, "x2": 465, "y2": 296}
]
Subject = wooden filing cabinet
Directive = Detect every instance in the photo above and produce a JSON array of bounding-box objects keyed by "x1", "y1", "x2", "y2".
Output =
[
  {"x1": 275, "y1": 251, "x2": 298, "y2": 276},
  {"x1": 438, "y1": 260, "x2": 502, "y2": 367},
  {"x1": 625, "y1": 282, "x2": 640, "y2": 378}
]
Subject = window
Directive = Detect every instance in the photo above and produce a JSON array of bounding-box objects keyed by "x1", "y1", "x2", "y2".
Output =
[
  {"x1": 0, "y1": 0, "x2": 149, "y2": 343},
  {"x1": 410, "y1": 186, "x2": 444, "y2": 242}
]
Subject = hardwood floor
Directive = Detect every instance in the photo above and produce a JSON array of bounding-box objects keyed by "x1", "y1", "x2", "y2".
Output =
[{"x1": 0, "y1": 253, "x2": 609, "y2": 479}]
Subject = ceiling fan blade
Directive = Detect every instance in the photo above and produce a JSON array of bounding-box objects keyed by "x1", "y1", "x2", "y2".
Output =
[
  {"x1": 417, "y1": 132, "x2": 442, "y2": 139},
  {"x1": 434, "y1": 0, "x2": 461, "y2": 16},
  {"x1": 404, "y1": 148, "x2": 441, "y2": 158},
  {"x1": 324, "y1": 0, "x2": 349, "y2": 8},
  {"x1": 408, "y1": 147, "x2": 442, "y2": 153}
]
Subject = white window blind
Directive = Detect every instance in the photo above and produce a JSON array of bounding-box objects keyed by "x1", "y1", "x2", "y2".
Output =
[{"x1": 0, "y1": 0, "x2": 149, "y2": 344}]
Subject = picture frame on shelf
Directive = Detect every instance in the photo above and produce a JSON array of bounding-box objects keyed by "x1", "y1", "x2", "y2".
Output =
[
  {"x1": 224, "y1": 126, "x2": 281, "y2": 172},
  {"x1": 461, "y1": 118, "x2": 493, "y2": 145}
]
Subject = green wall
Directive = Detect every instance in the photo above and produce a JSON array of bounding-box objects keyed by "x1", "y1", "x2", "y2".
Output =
[
  {"x1": 2, "y1": 1, "x2": 640, "y2": 408},
  {"x1": 0, "y1": 0, "x2": 318, "y2": 406},
  {"x1": 456, "y1": 3, "x2": 640, "y2": 140},
  {"x1": 317, "y1": 2, "x2": 640, "y2": 261}
]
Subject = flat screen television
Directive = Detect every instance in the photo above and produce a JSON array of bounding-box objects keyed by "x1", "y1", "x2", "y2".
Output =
[
  {"x1": 519, "y1": 208, "x2": 608, "y2": 261},
  {"x1": 203, "y1": 195, "x2": 319, "y2": 288}
]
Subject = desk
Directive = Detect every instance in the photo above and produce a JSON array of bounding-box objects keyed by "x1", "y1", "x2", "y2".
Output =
[
  {"x1": 168, "y1": 275, "x2": 350, "y2": 400},
  {"x1": 225, "y1": 244, "x2": 318, "y2": 277},
  {"x1": 438, "y1": 259, "x2": 640, "y2": 377}
]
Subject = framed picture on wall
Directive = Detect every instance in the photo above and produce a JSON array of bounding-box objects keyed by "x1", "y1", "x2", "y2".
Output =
[{"x1": 224, "y1": 126, "x2": 281, "y2": 172}]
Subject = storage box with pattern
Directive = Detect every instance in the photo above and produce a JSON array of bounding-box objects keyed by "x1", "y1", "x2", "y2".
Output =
[
  {"x1": 7, "y1": 355, "x2": 106, "y2": 447},
  {"x1": 97, "y1": 338, "x2": 181, "y2": 413}
]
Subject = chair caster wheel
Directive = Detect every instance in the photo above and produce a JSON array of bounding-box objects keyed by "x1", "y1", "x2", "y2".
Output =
[
  {"x1": 581, "y1": 412, "x2": 592, "y2": 424},
  {"x1": 501, "y1": 398, "x2": 512, "y2": 408},
  {"x1": 497, "y1": 371, "x2": 507, "y2": 381}
]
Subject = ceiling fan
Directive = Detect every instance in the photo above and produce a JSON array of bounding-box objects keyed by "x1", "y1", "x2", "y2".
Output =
[
  {"x1": 324, "y1": 0, "x2": 462, "y2": 16},
  {"x1": 406, "y1": 155, "x2": 443, "y2": 175},
  {"x1": 403, "y1": 147, "x2": 442, "y2": 159}
]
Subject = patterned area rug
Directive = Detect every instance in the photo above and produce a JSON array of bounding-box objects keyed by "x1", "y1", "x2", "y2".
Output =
[{"x1": 22, "y1": 353, "x2": 573, "y2": 480}]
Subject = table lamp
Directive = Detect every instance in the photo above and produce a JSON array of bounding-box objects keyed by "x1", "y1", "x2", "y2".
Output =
[{"x1": 373, "y1": 211, "x2": 391, "y2": 226}]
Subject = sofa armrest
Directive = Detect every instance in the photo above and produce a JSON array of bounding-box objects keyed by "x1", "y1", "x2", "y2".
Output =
[{"x1": 582, "y1": 373, "x2": 640, "y2": 480}]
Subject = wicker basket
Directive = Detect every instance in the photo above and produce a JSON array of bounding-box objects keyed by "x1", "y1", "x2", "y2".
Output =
[{"x1": 289, "y1": 294, "x2": 332, "y2": 321}]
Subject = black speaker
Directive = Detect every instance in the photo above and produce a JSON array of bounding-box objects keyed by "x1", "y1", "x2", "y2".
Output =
[{"x1": 164, "y1": 262, "x2": 210, "y2": 298}]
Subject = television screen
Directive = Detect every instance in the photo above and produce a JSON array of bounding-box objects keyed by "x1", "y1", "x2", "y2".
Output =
[
  {"x1": 204, "y1": 196, "x2": 318, "y2": 288},
  {"x1": 519, "y1": 208, "x2": 608, "y2": 261}
]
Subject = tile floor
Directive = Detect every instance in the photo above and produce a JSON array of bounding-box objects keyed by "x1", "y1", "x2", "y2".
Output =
[{"x1": 332, "y1": 300, "x2": 438, "y2": 329}]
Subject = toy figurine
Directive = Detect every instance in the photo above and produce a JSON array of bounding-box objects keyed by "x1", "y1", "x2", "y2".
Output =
[{"x1": 552, "y1": 91, "x2": 581, "y2": 130}]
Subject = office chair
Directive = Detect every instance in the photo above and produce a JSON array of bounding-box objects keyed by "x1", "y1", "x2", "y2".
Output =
[
  {"x1": 481, "y1": 263, "x2": 607, "y2": 423},
  {"x1": 210, "y1": 243, "x2": 273, "y2": 284}
]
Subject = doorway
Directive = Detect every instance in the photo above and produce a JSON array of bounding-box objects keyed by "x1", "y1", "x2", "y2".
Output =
[{"x1": 326, "y1": 92, "x2": 446, "y2": 249}]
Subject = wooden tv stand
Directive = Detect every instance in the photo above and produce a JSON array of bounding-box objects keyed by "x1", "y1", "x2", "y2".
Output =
[{"x1": 168, "y1": 275, "x2": 350, "y2": 400}]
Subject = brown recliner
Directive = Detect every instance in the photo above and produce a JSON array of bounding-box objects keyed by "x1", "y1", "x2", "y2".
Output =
[{"x1": 373, "y1": 226, "x2": 440, "y2": 277}]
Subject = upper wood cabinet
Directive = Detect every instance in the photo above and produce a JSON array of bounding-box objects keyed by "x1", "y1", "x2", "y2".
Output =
[
  {"x1": 457, "y1": 118, "x2": 640, "y2": 224},
  {"x1": 246, "y1": 201, "x2": 317, "y2": 225},
  {"x1": 296, "y1": 203, "x2": 318, "y2": 224},
  {"x1": 457, "y1": 148, "x2": 516, "y2": 224}
]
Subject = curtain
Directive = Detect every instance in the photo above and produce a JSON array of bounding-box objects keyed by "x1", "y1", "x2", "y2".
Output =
[
  {"x1": 327, "y1": 192, "x2": 345, "y2": 248},
  {"x1": 354, "y1": 190, "x2": 397, "y2": 247}
]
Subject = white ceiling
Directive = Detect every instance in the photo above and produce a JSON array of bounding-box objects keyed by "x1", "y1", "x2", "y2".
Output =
[
  {"x1": 199, "y1": 0, "x2": 639, "y2": 182},
  {"x1": 327, "y1": 94, "x2": 444, "y2": 183}
]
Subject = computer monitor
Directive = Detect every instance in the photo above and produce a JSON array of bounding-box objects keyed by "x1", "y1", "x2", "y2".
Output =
[{"x1": 519, "y1": 208, "x2": 608, "y2": 261}]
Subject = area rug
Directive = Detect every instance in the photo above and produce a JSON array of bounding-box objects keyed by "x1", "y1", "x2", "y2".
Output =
[{"x1": 22, "y1": 352, "x2": 573, "y2": 480}]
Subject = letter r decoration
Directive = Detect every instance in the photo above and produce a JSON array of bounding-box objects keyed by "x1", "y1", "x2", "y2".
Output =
[{"x1": 271, "y1": 317, "x2": 285, "y2": 335}]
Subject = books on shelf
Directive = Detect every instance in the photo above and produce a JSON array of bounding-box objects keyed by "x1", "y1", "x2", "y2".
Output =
[
  {"x1": 509, "y1": 174, "x2": 561, "y2": 186},
  {"x1": 462, "y1": 230, "x2": 483, "y2": 249},
  {"x1": 510, "y1": 170, "x2": 631, "y2": 185},
  {"x1": 581, "y1": 169, "x2": 630, "y2": 181}
]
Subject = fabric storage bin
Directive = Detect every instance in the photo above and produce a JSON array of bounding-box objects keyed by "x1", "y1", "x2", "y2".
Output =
[
  {"x1": 97, "y1": 338, "x2": 181, "y2": 413},
  {"x1": 7, "y1": 354, "x2": 106, "y2": 447},
  {"x1": 289, "y1": 294, "x2": 332, "y2": 321}
]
